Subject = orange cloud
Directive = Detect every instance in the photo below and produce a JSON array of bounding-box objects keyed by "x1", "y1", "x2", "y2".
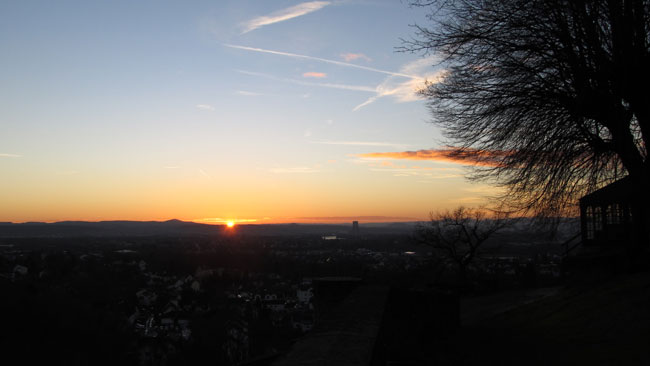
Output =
[
  {"x1": 340, "y1": 53, "x2": 371, "y2": 62},
  {"x1": 302, "y1": 71, "x2": 327, "y2": 78},
  {"x1": 357, "y1": 148, "x2": 510, "y2": 167}
]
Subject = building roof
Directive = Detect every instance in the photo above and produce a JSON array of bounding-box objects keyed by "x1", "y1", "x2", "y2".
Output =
[{"x1": 580, "y1": 176, "x2": 642, "y2": 205}]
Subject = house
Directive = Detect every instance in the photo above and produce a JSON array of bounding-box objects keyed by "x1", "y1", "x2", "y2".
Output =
[
  {"x1": 580, "y1": 176, "x2": 649, "y2": 247},
  {"x1": 190, "y1": 280, "x2": 201, "y2": 292},
  {"x1": 263, "y1": 293, "x2": 278, "y2": 301},
  {"x1": 296, "y1": 286, "x2": 313, "y2": 304},
  {"x1": 224, "y1": 319, "x2": 249, "y2": 364},
  {"x1": 13, "y1": 265, "x2": 28, "y2": 276},
  {"x1": 264, "y1": 299, "x2": 285, "y2": 312},
  {"x1": 291, "y1": 311, "x2": 314, "y2": 332}
]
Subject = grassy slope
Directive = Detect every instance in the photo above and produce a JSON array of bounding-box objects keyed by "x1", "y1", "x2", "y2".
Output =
[{"x1": 440, "y1": 273, "x2": 650, "y2": 365}]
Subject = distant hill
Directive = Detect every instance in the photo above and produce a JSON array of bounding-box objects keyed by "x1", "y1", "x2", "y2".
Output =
[
  {"x1": 0, "y1": 220, "x2": 418, "y2": 238},
  {"x1": 0, "y1": 219, "x2": 217, "y2": 238}
]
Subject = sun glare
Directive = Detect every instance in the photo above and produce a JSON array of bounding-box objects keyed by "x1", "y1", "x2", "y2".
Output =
[{"x1": 226, "y1": 221, "x2": 235, "y2": 228}]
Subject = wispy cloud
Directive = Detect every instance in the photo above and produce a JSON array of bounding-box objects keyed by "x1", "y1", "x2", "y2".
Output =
[
  {"x1": 199, "y1": 169, "x2": 212, "y2": 178},
  {"x1": 311, "y1": 140, "x2": 407, "y2": 148},
  {"x1": 235, "y1": 90, "x2": 262, "y2": 96},
  {"x1": 341, "y1": 53, "x2": 371, "y2": 62},
  {"x1": 456, "y1": 196, "x2": 487, "y2": 203},
  {"x1": 357, "y1": 148, "x2": 509, "y2": 167},
  {"x1": 360, "y1": 159, "x2": 462, "y2": 171},
  {"x1": 347, "y1": 155, "x2": 464, "y2": 179},
  {"x1": 0, "y1": 153, "x2": 22, "y2": 158},
  {"x1": 369, "y1": 168, "x2": 462, "y2": 179},
  {"x1": 463, "y1": 185, "x2": 502, "y2": 194},
  {"x1": 270, "y1": 166, "x2": 320, "y2": 174},
  {"x1": 240, "y1": 1, "x2": 331, "y2": 34},
  {"x1": 303, "y1": 71, "x2": 327, "y2": 78},
  {"x1": 196, "y1": 104, "x2": 215, "y2": 111},
  {"x1": 225, "y1": 45, "x2": 447, "y2": 111},
  {"x1": 352, "y1": 96, "x2": 379, "y2": 111},
  {"x1": 237, "y1": 70, "x2": 376, "y2": 92},
  {"x1": 227, "y1": 45, "x2": 445, "y2": 111},
  {"x1": 225, "y1": 44, "x2": 418, "y2": 78},
  {"x1": 360, "y1": 159, "x2": 463, "y2": 179},
  {"x1": 443, "y1": 186, "x2": 503, "y2": 204},
  {"x1": 353, "y1": 56, "x2": 446, "y2": 111}
]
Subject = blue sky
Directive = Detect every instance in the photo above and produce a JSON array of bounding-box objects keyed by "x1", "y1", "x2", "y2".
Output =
[{"x1": 0, "y1": 1, "x2": 495, "y2": 223}]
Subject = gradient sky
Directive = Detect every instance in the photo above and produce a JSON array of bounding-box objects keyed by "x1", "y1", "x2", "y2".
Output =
[{"x1": 1, "y1": 0, "x2": 498, "y2": 224}]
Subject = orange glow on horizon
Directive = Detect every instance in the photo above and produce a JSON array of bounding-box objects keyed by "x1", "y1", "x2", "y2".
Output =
[{"x1": 192, "y1": 215, "x2": 425, "y2": 225}]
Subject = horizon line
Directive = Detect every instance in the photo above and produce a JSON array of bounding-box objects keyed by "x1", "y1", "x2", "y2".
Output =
[
  {"x1": 1, "y1": 218, "x2": 426, "y2": 225},
  {"x1": 1, "y1": 215, "x2": 579, "y2": 226}
]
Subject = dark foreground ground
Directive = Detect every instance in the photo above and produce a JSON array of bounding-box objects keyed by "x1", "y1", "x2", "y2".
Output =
[
  {"x1": 2, "y1": 220, "x2": 646, "y2": 365},
  {"x1": 270, "y1": 268, "x2": 650, "y2": 365},
  {"x1": 426, "y1": 272, "x2": 650, "y2": 365}
]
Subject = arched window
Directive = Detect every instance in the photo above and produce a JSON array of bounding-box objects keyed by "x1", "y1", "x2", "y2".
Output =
[
  {"x1": 627, "y1": 204, "x2": 634, "y2": 221},
  {"x1": 613, "y1": 204, "x2": 623, "y2": 224},
  {"x1": 606, "y1": 205, "x2": 612, "y2": 224},
  {"x1": 586, "y1": 206, "x2": 595, "y2": 239}
]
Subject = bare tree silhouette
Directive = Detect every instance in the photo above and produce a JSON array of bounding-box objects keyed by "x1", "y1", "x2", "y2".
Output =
[
  {"x1": 402, "y1": 0, "x2": 650, "y2": 219},
  {"x1": 415, "y1": 206, "x2": 510, "y2": 282}
]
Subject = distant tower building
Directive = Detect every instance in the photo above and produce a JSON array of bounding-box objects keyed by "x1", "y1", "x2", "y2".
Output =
[{"x1": 352, "y1": 221, "x2": 359, "y2": 235}]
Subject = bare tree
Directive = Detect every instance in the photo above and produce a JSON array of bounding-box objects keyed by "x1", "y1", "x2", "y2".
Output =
[
  {"x1": 402, "y1": 0, "x2": 650, "y2": 220},
  {"x1": 415, "y1": 206, "x2": 509, "y2": 281}
]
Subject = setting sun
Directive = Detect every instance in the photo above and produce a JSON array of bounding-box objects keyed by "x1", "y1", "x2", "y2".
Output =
[{"x1": 226, "y1": 221, "x2": 235, "y2": 228}]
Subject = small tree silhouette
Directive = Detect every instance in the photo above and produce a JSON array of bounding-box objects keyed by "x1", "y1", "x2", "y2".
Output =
[{"x1": 415, "y1": 206, "x2": 509, "y2": 282}]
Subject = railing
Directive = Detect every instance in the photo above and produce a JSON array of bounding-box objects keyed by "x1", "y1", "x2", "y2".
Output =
[{"x1": 561, "y1": 232, "x2": 582, "y2": 257}]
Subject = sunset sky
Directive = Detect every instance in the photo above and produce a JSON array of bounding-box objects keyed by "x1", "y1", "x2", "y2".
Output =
[{"x1": 1, "y1": 0, "x2": 498, "y2": 224}]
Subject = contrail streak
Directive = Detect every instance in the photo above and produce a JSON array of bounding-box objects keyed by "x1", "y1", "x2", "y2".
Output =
[{"x1": 224, "y1": 44, "x2": 420, "y2": 79}]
